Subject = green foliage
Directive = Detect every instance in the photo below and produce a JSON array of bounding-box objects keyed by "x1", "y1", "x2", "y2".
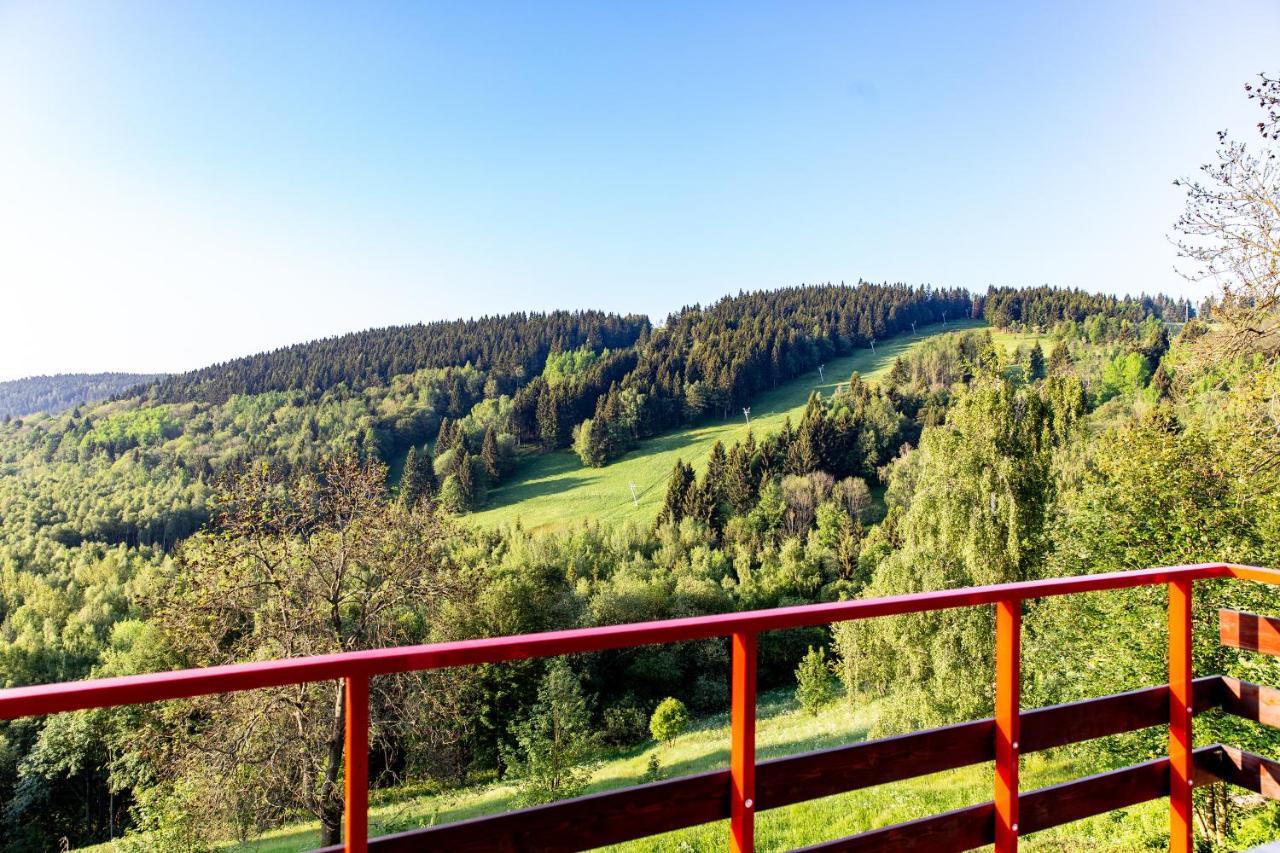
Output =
[
  {"x1": 543, "y1": 345, "x2": 608, "y2": 385},
  {"x1": 1099, "y1": 351, "x2": 1152, "y2": 401},
  {"x1": 649, "y1": 697, "x2": 691, "y2": 744},
  {"x1": 503, "y1": 660, "x2": 599, "y2": 806},
  {"x1": 794, "y1": 646, "x2": 836, "y2": 714},
  {"x1": 640, "y1": 752, "x2": 663, "y2": 783},
  {"x1": 835, "y1": 376, "x2": 1086, "y2": 731},
  {"x1": 572, "y1": 416, "x2": 609, "y2": 467}
]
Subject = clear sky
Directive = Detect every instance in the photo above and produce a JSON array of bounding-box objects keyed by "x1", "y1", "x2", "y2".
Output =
[{"x1": 1, "y1": 1, "x2": 1277, "y2": 381}]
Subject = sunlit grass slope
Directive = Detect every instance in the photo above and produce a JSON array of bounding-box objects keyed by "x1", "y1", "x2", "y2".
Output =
[{"x1": 470, "y1": 320, "x2": 987, "y2": 532}]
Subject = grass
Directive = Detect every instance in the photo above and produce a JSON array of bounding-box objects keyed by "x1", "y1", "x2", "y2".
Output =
[
  {"x1": 95, "y1": 683, "x2": 1166, "y2": 852},
  {"x1": 470, "y1": 320, "x2": 987, "y2": 533}
]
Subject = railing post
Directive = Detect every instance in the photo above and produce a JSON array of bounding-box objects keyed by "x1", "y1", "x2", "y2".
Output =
[
  {"x1": 730, "y1": 630, "x2": 757, "y2": 853},
  {"x1": 345, "y1": 674, "x2": 369, "y2": 853},
  {"x1": 1169, "y1": 580, "x2": 1193, "y2": 853},
  {"x1": 995, "y1": 598, "x2": 1021, "y2": 852}
]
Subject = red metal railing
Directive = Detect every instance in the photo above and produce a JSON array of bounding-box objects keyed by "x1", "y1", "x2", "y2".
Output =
[{"x1": 2, "y1": 562, "x2": 1279, "y2": 851}]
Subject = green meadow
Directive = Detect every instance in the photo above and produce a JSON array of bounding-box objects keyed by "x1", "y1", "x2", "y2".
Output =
[{"x1": 470, "y1": 319, "x2": 993, "y2": 533}]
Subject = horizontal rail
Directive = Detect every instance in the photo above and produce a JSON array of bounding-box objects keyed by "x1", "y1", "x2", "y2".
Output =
[
  {"x1": 3, "y1": 562, "x2": 1267, "y2": 721},
  {"x1": 313, "y1": 678, "x2": 1224, "y2": 853},
  {"x1": 797, "y1": 746, "x2": 1226, "y2": 853},
  {"x1": 1198, "y1": 744, "x2": 1280, "y2": 799},
  {"x1": 1220, "y1": 608, "x2": 1280, "y2": 656},
  {"x1": 1218, "y1": 676, "x2": 1280, "y2": 728}
]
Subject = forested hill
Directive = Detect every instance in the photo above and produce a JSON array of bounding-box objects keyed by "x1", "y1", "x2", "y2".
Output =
[
  {"x1": 978, "y1": 285, "x2": 1193, "y2": 328},
  {"x1": 0, "y1": 373, "x2": 163, "y2": 419},
  {"x1": 145, "y1": 311, "x2": 651, "y2": 404}
]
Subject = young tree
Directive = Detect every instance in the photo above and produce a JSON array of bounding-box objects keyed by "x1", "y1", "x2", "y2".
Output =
[
  {"x1": 649, "y1": 697, "x2": 690, "y2": 745},
  {"x1": 503, "y1": 660, "x2": 598, "y2": 806},
  {"x1": 1027, "y1": 342, "x2": 1047, "y2": 381},
  {"x1": 795, "y1": 645, "x2": 836, "y2": 714}
]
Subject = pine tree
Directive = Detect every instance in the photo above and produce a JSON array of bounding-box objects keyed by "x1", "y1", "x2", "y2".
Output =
[
  {"x1": 436, "y1": 417, "x2": 453, "y2": 451},
  {"x1": 437, "y1": 473, "x2": 467, "y2": 514},
  {"x1": 454, "y1": 450, "x2": 476, "y2": 510},
  {"x1": 681, "y1": 476, "x2": 716, "y2": 528},
  {"x1": 703, "y1": 440, "x2": 728, "y2": 524},
  {"x1": 791, "y1": 393, "x2": 830, "y2": 474},
  {"x1": 657, "y1": 460, "x2": 695, "y2": 526},
  {"x1": 1027, "y1": 342, "x2": 1047, "y2": 381},
  {"x1": 481, "y1": 427, "x2": 502, "y2": 481},
  {"x1": 537, "y1": 388, "x2": 561, "y2": 450},
  {"x1": 400, "y1": 445, "x2": 436, "y2": 507},
  {"x1": 1048, "y1": 340, "x2": 1073, "y2": 374},
  {"x1": 725, "y1": 441, "x2": 757, "y2": 515},
  {"x1": 886, "y1": 357, "x2": 910, "y2": 389}
]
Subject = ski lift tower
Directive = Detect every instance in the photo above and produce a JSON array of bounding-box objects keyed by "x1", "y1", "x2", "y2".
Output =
[
  {"x1": 817, "y1": 364, "x2": 825, "y2": 383},
  {"x1": 628, "y1": 482, "x2": 639, "y2": 506},
  {"x1": 742, "y1": 407, "x2": 751, "y2": 427}
]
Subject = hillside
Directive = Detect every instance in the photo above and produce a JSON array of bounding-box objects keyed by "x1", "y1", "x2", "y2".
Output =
[
  {"x1": 470, "y1": 319, "x2": 993, "y2": 531},
  {"x1": 0, "y1": 373, "x2": 162, "y2": 419}
]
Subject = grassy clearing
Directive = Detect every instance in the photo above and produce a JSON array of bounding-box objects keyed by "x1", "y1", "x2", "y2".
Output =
[
  {"x1": 470, "y1": 320, "x2": 987, "y2": 533},
  {"x1": 103, "y1": 683, "x2": 1164, "y2": 852}
]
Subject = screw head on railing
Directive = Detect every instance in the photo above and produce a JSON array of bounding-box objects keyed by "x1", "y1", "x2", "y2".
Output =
[
  {"x1": 1187, "y1": 705, "x2": 1193, "y2": 714},
  {"x1": 1011, "y1": 741, "x2": 1018, "y2": 750},
  {"x1": 744, "y1": 798, "x2": 754, "y2": 809},
  {"x1": 1012, "y1": 823, "x2": 1018, "y2": 833}
]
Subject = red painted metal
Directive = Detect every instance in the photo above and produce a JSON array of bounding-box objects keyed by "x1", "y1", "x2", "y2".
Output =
[
  {"x1": 0, "y1": 563, "x2": 1244, "y2": 722},
  {"x1": 345, "y1": 675, "x2": 369, "y2": 853},
  {"x1": 1168, "y1": 580, "x2": 1193, "y2": 853},
  {"x1": 0, "y1": 561, "x2": 1276, "y2": 852},
  {"x1": 730, "y1": 630, "x2": 757, "y2": 853},
  {"x1": 994, "y1": 599, "x2": 1021, "y2": 852}
]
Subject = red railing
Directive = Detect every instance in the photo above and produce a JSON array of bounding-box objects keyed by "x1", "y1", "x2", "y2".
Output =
[{"x1": 2, "y1": 562, "x2": 1280, "y2": 851}]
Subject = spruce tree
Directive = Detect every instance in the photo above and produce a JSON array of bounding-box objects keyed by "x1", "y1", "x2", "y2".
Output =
[
  {"x1": 454, "y1": 450, "x2": 476, "y2": 510},
  {"x1": 537, "y1": 388, "x2": 561, "y2": 450},
  {"x1": 1027, "y1": 342, "x2": 1047, "y2": 381},
  {"x1": 703, "y1": 440, "x2": 728, "y2": 524},
  {"x1": 399, "y1": 445, "x2": 435, "y2": 508},
  {"x1": 725, "y1": 441, "x2": 757, "y2": 515},
  {"x1": 886, "y1": 357, "x2": 910, "y2": 389},
  {"x1": 657, "y1": 460, "x2": 695, "y2": 526},
  {"x1": 481, "y1": 427, "x2": 502, "y2": 481},
  {"x1": 1048, "y1": 340, "x2": 1073, "y2": 374}
]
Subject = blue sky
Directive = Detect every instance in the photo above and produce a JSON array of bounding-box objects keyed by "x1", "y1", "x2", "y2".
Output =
[{"x1": 1, "y1": 1, "x2": 1277, "y2": 380}]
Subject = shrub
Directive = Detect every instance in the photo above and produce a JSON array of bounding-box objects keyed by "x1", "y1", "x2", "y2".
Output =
[
  {"x1": 602, "y1": 702, "x2": 649, "y2": 748},
  {"x1": 795, "y1": 645, "x2": 835, "y2": 715},
  {"x1": 649, "y1": 697, "x2": 691, "y2": 744}
]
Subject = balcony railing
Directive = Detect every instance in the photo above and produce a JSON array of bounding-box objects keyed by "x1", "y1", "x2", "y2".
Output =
[{"x1": 3, "y1": 562, "x2": 1280, "y2": 851}]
